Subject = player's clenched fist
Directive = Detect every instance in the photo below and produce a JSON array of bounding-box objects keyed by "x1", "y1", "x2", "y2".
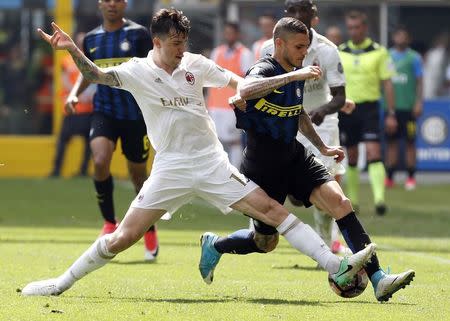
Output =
[{"x1": 293, "y1": 65, "x2": 322, "y2": 81}]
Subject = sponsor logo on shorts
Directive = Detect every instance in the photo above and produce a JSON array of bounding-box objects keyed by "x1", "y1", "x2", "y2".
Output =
[
  {"x1": 138, "y1": 194, "x2": 144, "y2": 202},
  {"x1": 337, "y1": 62, "x2": 344, "y2": 73}
]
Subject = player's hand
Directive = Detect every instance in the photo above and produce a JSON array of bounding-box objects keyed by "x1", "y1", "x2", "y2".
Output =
[
  {"x1": 294, "y1": 66, "x2": 322, "y2": 81},
  {"x1": 37, "y1": 22, "x2": 77, "y2": 52},
  {"x1": 341, "y1": 99, "x2": 355, "y2": 114},
  {"x1": 309, "y1": 109, "x2": 326, "y2": 125},
  {"x1": 229, "y1": 95, "x2": 247, "y2": 112},
  {"x1": 64, "y1": 96, "x2": 78, "y2": 114},
  {"x1": 413, "y1": 101, "x2": 423, "y2": 119},
  {"x1": 320, "y1": 145, "x2": 345, "y2": 163},
  {"x1": 385, "y1": 113, "x2": 398, "y2": 135}
]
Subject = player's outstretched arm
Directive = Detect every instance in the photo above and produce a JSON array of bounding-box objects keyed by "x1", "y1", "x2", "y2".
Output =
[
  {"x1": 38, "y1": 22, "x2": 119, "y2": 87},
  {"x1": 239, "y1": 66, "x2": 321, "y2": 101}
]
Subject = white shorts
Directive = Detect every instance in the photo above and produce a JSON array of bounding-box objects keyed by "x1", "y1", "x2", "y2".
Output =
[
  {"x1": 296, "y1": 118, "x2": 345, "y2": 176},
  {"x1": 208, "y1": 108, "x2": 241, "y2": 143},
  {"x1": 131, "y1": 153, "x2": 258, "y2": 219}
]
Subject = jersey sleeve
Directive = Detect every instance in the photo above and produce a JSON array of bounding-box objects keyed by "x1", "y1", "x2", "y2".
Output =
[
  {"x1": 200, "y1": 55, "x2": 232, "y2": 88},
  {"x1": 323, "y1": 48, "x2": 346, "y2": 88},
  {"x1": 379, "y1": 47, "x2": 395, "y2": 80},
  {"x1": 104, "y1": 58, "x2": 139, "y2": 92},
  {"x1": 245, "y1": 59, "x2": 275, "y2": 79},
  {"x1": 135, "y1": 28, "x2": 153, "y2": 58}
]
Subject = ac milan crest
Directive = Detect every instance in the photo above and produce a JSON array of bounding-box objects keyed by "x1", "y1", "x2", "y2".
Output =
[{"x1": 185, "y1": 72, "x2": 195, "y2": 85}]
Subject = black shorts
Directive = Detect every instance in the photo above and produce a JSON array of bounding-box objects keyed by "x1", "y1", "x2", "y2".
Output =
[
  {"x1": 242, "y1": 141, "x2": 333, "y2": 235},
  {"x1": 385, "y1": 110, "x2": 416, "y2": 143},
  {"x1": 61, "y1": 113, "x2": 92, "y2": 138},
  {"x1": 90, "y1": 112, "x2": 150, "y2": 163},
  {"x1": 338, "y1": 101, "x2": 381, "y2": 147}
]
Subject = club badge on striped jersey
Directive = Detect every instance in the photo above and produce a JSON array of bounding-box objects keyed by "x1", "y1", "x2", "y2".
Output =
[{"x1": 120, "y1": 40, "x2": 131, "y2": 52}]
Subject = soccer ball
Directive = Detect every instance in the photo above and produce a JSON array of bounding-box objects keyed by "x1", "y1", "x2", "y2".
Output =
[{"x1": 328, "y1": 268, "x2": 369, "y2": 298}]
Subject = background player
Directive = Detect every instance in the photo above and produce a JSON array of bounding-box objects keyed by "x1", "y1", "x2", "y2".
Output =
[
  {"x1": 338, "y1": 10, "x2": 396, "y2": 215},
  {"x1": 65, "y1": 0, "x2": 158, "y2": 260},
  {"x1": 384, "y1": 26, "x2": 423, "y2": 191}
]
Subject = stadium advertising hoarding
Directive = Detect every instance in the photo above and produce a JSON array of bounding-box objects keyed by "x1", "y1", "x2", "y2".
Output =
[{"x1": 417, "y1": 100, "x2": 450, "y2": 171}]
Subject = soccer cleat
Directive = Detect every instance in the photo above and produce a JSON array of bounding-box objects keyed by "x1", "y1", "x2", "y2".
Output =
[
  {"x1": 330, "y1": 243, "x2": 377, "y2": 287},
  {"x1": 199, "y1": 232, "x2": 222, "y2": 284},
  {"x1": 385, "y1": 178, "x2": 395, "y2": 188},
  {"x1": 100, "y1": 221, "x2": 118, "y2": 236},
  {"x1": 404, "y1": 178, "x2": 416, "y2": 191},
  {"x1": 21, "y1": 279, "x2": 63, "y2": 296},
  {"x1": 375, "y1": 203, "x2": 387, "y2": 216},
  {"x1": 373, "y1": 269, "x2": 415, "y2": 302},
  {"x1": 144, "y1": 227, "x2": 159, "y2": 262}
]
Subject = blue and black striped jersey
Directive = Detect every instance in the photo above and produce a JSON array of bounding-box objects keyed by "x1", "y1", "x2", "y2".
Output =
[
  {"x1": 83, "y1": 19, "x2": 152, "y2": 120},
  {"x1": 235, "y1": 57, "x2": 305, "y2": 144}
]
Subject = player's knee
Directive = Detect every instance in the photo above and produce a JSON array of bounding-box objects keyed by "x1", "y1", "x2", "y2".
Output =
[
  {"x1": 108, "y1": 230, "x2": 140, "y2": 253},
  {"x1": 92, "y1": 153, "x2": 110, "y2": 170},
  {"x1": 254, "y1": 233, "x2": 279, "y2": 253}
]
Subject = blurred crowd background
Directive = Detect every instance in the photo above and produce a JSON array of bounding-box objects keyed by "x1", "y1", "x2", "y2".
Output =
[
  {"x1": 0, "y1": 0, "x2": 449, "y2": 182},
  {"x1": 0, "y1": 0, "x2": 449, "y2": 135}
]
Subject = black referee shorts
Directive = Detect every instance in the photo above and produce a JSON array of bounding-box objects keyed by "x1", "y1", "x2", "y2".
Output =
[{"x1": 338, "y1": 101, "x2": 381, "y2": 147}]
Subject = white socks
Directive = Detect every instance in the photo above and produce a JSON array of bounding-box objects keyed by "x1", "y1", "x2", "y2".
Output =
[
  {"x1": 57, "y1": 235, "x2": 116, "y2": 291},
  {"x1": 276, "y1": 213, "x2": 341, "y2": 274}
]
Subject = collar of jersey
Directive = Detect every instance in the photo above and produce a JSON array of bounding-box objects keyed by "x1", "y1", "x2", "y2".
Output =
[{"x1": 347, "y1": 38, "x2": 373, "y2": 50}]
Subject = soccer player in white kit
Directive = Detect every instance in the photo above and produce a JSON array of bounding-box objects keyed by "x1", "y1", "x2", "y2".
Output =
[
  {"x1": 22, "y1": 8, "x2": 377, "y2": 297},
  {"x1": 259, "y1": 0, "x2": 353, "y2": 252}
]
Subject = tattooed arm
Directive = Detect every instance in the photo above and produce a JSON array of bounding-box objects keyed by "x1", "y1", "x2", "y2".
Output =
[
  {"x1": 298, "y1": 108, "x2": 345, "y2": 162},
  {"x1": 298, "y1": 108, "x2": 326, "y2": 152},
  {"x1": 37, "y1": 22, "x2": 119, "y2": 87},
  {"x1": 239, "y1": 65, "x2": 322, "y2": 101}
]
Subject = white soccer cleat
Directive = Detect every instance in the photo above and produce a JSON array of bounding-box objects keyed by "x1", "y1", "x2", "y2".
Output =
[
  {"x1": 21, "y1": 278, "x2": 63, "y2": 296},
  {"x1": 330, "y1": 243, "x2": 377, "y2": 287},
  {"x1": 374, "y1": 269, "x2": 415, "y2": 302}
]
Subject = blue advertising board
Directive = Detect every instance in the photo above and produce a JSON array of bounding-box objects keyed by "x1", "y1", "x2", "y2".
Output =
[{"x1": 416, "y1": 99, "x2": 450, "y2": 171}]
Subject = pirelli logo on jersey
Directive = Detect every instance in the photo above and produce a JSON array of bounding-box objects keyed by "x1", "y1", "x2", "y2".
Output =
[
  {"x1": 93, "y1": 57, "x2": 131, "y2": 68},
  {"x1": 254, "y1": 98, "x2": 302, "y2": 117}
]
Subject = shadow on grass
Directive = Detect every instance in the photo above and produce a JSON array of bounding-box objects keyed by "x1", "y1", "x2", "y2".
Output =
[
  {"x1": 271, "y1": 264, "x2": 321, "y2": 271},
  {"x1": 67, "y1": 294, "x2": 416, "y2": 306}
]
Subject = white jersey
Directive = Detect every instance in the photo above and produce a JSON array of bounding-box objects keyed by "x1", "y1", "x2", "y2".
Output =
[
  {"x1": 110, "y1": 51, "x2": 231, "y2": 161},
  {"x1": 259, "y1": 29, "x2": 346, "y2": 175}
]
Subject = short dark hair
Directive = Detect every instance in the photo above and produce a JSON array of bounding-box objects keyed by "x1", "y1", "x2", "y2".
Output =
[
  {"x1": 285, "y1": 0, "x2": 318, "y2": 18},
  {"x1": 345, "y1": 10, "x2": 368, "y2": 25},
  {"x1": 273, "y1": 17, "x2": 308, "y2": 40},
  {"x1": 224, "y1": 22, "x2": 240, "y2": 33},
  {"x1": 151, "y1": 8, "x2": 191, "y2": 39},
  {"x1": 393, "y1": 25, "x2": 410, "y2": 35}
]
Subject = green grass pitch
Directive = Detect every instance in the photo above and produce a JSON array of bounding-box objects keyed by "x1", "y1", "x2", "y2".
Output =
[{"x1": 0, "y1": 178, "x2": 449, "y2": 321}]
